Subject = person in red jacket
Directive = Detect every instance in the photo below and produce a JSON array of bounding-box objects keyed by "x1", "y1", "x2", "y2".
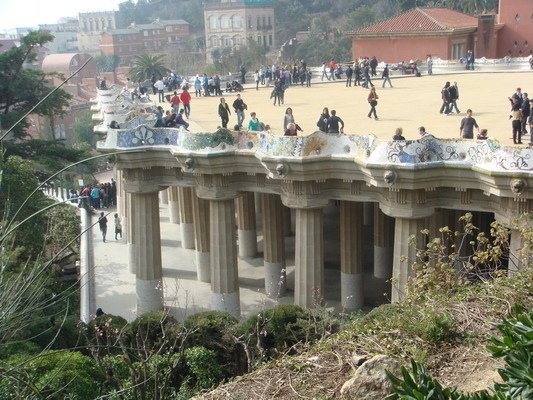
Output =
[
  {"x1": 180, "y1": 87, "x2": 192, "y2": 118},
  {"x1": 170, "y1": 91, "x2": 180, "y2": 113}
]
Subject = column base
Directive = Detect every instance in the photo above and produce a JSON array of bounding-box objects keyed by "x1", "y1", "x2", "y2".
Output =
[
  {"x1": 180, "y1": 223, "x2": 195, "y2": 249},
  {"x1": 341, "y1": 272, "x2": 364, "y2": 311},
  {"x1": 136, "y1": 278, "x2": 164, "y2": 315},
  {"x1": 374, "y1": 246, "x2": 393, "y2": 279},
  {"x1": 195, "y1": 251, "x2": 210, "y2": 282},
  {"x1": 238, "y1": 229, "x2": 257, "y2": 258},
  {"x1": 128, "y1": 242, "x2": 136, "y2": 274},
  {"x1": 211, "y1": 291, "x2": 240, "y2": 317},
  {"x1": 265, "y1": 261, "x2": 286, "y2": 298}
]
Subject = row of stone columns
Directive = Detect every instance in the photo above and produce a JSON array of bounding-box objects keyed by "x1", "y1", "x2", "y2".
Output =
[{"x1": 121, "y1": 181, "x2": 523, "y2": 318}]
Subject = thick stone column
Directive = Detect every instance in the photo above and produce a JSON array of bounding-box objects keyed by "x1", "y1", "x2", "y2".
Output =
[
  {"x1": 168, "y1": 186, "x2": 180, "y2": 224},
  {"x1": 294, "y1": 207, "x2": 324, "y2": 308},
  {"x1": 126, "y1": 192, "x2": 136, "y2": 274},
  {"x1": 374, "y1": 207, "x2": 395, "y2": 279},
  {"x1": 192, "y1": 191, "x2": 210, "y2": 282},
  {"x1": 132, "y1": 191, "x2": 164, "y2": 314},
  {"x1": 260, "y1": 194, "x2": 286, "y2": 298},
  {"x1": 363, "y1": 202, "x2": 374, "y2": 226},
  {"x1": 178, "y1": 187, "x2": 195, "y2": 249},
  {"x1": 509, "y1": 228, "x2": 526, "y2": 275},
  {"x1": 340, "y1": 201, "x2": 364, "y2": 310},
  {"x1": 392, "y1": 218, "x2": 425, "y2": 302},
  {"x1": 210, "y1": 198, "x2": 240, "y2": 317},
  {"x1": 159, "y1": 188, "x2": 169, "y2": 204},
  {"x1": 236, "y1": 192, "x2": 258, "y2": 258}
]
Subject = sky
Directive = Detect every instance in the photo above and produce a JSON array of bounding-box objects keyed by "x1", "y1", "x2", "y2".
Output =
[{"x1": 0, "y1": 0, "x2": 125, "y2": 32}]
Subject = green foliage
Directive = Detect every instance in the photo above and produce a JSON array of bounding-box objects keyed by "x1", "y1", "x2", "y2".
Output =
[
  {"x1": 184, "y1": 346, "x2": 223, "y2": 389},
  {"x1": 345, "y1": 5, "x2": 377, "y2": 30},
  {"x1": 71, "y1": 109, "x2": 96, "y2": 146},
  {"x1": 128, "y1": 54, "x2": 171, "y2": 81},
  {"x1": 95, "y1": 54, "x2": 120, "y2": 73},
  {"x1": 0, "y1": 30, "x2": 72, "y2": 138},
  {"x1": 0, "y1": 350, "x2": 101, "y2": 399},
  {"x1": 85, "y1": 314, "x2": 129, "y2": 356},
  {"x1": 386, "y1": 307, "x2": 533, "y2": 400},
  {"x1": 487, "y1": 307, "x2": 533, "y2": 399},
  {"x1": 129, "y1": 310, "x2": 179, "y2": 350},
  {"x1": 24, "y1": 315, "x2": 81, "y2": 351}
]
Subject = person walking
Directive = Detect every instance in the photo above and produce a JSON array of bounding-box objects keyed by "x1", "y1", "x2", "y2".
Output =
[
  {"x1": 194, "y1": 76, "x2": 202, "y2": 97},
  {"x1": 382, "y1": 64, "x2": 392, "y2": 88},
  {"x1": 459, "y1": 109, "x2": 480, "y2": 139},
  {"x1": 326, "y1": 110, "x2": 344, "y2": 134},
  {"x1": 114, "y1": 213, "x2": 122, "y2": 240},
  {"x1": 316, "y1": 107, "x2": 330, "y2": 133},
  {"x1": 254, "y1": 70, "x2": 260, "y2": 90},
  {"x1": 170, "y1": 91, "x2": 181, "y2": 113},
  {"x1": 345, "y1": 65, "x2": 353, "y2": 87},
  {"x1": 218, "y1": 98, "x2": 231, "y2": 128},
  {"x1": 232, "y1": 94, "x2": 247, "y2": 128},
  {"x1": 427, "y1": 55, "x2": 433, "y2": 75},
  {"x1": 510, "y1": 100, "x2": 523, "y2": 144},
  {"x1": 154, "y1": 78, "x2": 166, "y2": 103},
  {"x1": 367, "y1": 87, "x2": 379, "y2": 120},
  {"x1": 440, "y1": 82, "x2": 451, "y2": 115},
  {"x1": 448, "y1": 82, "x2": 460, "y2": 114},
  {"x1": 98, "y1": 212, "x2": 108, "y2": 243},
  {"x1": 180, "y1": 87, "x2": 191, "y2": 118}
]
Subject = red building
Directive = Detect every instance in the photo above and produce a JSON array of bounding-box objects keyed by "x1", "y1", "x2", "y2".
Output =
[
  {"x1": 348, "y1": 0, "x2": 533, "y2": 62},
  {"x1": 100, "y1": 19, "x2": 190, "y2": 65}
]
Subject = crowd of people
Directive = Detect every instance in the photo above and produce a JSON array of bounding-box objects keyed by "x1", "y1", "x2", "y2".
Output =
[{"x1": 75, "y1": 180, "x2": 117, "y2": 210}]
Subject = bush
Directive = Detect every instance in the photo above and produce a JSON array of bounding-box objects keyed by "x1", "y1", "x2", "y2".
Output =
[
  {"x1": 24, "y1": 315, "x2": 81, "y2": 350},
  {"x1": 85, "y1": 314, "x2": 129, "y2": 356},
  {"x1": 183, "y1": 311, "x2": 244, "y2": 376},
  {"x1": 0, "y1": 350, "x2": 101, "y2": 399},
  {"x1": 185, "y1": 346, "x2": 223, "y2": 389},
  {"x1": 128, "y1": 310, "x2": 180, "y2": 350}
]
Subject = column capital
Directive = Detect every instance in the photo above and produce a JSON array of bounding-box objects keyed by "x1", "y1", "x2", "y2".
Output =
[
  {"x1": 123, "y1": 168, "x2": 166, "y2": 193},
  {"x1": 280, "y1": 180, "x2": 329, "y2": 209},
  {"x1": 379, "y1": 189, "x2": 434, "y2": 219},
  {"x1": 195, "y1": 173, "x2": 239, "y2": 200}
]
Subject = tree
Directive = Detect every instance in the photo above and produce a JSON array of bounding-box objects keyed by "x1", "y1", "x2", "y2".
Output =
[
  {"x1": 71, "y1": 110, "x2": 96, "y2": 146},
  {"x1": 95, "y1": 54, "x2": 120, "y2": 73},
  {"x1": 0, "y1": 30, "x2": 72, "y2": 139},
  {"x1": 346, "y1": 5, "x2": 377, "y2": 30},
  {"x1": 128, "y1": 54, "x2": 171, "y2": 82}
]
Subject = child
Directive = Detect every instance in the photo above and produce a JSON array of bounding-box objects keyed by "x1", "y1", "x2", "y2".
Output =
[
  {"x1": 477, "y1": 129, "x2": 488, "y2": 140},
  {"x1": 114, "y1": 213, "x2": 122, "y2": 240}
]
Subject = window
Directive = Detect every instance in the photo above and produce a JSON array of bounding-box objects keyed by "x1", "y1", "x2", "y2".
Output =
[
  {"x1": 269, "y1": 34, "x2": 272, "y2": 46},
  {"x1": 210, "y1": 15, "x2": 219, "y2": 29},
  {"x1": 256, "y1": 16, "x2": 260, "y2": 29},
  {"x1": 248, "y1": 17, "x2": 252, "y2": 28},
  {"x1": 166, "y1": 26, "x2": 172, "y2": 32},
  {"x1": 451, "y1": 42, "x2": 464, "y2": 60},
  {"x1": 262, "y1": 16, "x2": 266, "y2": 27},
  {"x1": 143, "y1": 30, "x2": 148, "y2": 36},
  {"x1": 232, "y1": 14, "x2": 242, "y2": 28},
  {"x1": 257, "y1": 35, "x2": 261, "y2": 44},
  {"x1": 515, "y1": 14, "x2": 520, "y2": 23},
  {"x1": 221, "y1": 15, "x2": 230, "y2": 29},
  {"x1": 268, "y1": 16, "x2": 271, "y2": 27}
]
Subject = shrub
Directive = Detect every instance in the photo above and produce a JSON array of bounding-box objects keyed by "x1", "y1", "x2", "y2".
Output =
[
  {"x1": 128, "y1": 310, "x2": 180, "y2": 350},
  {"x1": 85, "y1": 314, "x2": 129, "y2": 356},
  {"x1": 185, "y1": 346, "x2": 223, "y2": 389},
  {"x1": 24, "y1": 315, "x2": 81, "y2": 350}
]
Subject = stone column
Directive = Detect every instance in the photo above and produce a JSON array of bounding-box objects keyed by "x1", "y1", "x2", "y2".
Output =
[
  {"x1": 236, "y1": 192, "x2": 258, "y2": 258},
  {"x1": 260, "y1": 194, "x2": 286, "y2": 298},
  {"x1": 210, "y1": 198, "x2": 240, "y2": 317},
  {"x1": 340, "y1": 201, "x2": 364, "y2": 310},
  {"x1": 159, "y1": 188, "x2": 169, "y2": 204},
  {"x1": 392, "y1": 217, "x2": 425, "y2": 302},
  {"x1": 509, "y1": 228, "x2": 525, "y2": 275},
  {"x1": 192, "y1": 191, "x2": 210, "y2": 282},
  {"x1": 168, "y1": 186, "x2": 180, "y2": 224},
  {"x1": 178, "y1": 187, "x2": 195, "y2": 249},
  {"x1": 374, "y1": 207, "x2": 395, "y2": 279},
  {"x1": 132, "y1": 191, "x2": 164, "y2": 314},
  {"x1": 126, "y1": 192, "x2": 136, "y2": 274},
  {"x1": 294, "y1": 207, "x2": 324, "y2": 308},
  {"x1": 363, "y1": 202, "x2": 374, "y2": 226},
  {"x1": 80, "y1": 207, "x2": 95, "y2": 323}
]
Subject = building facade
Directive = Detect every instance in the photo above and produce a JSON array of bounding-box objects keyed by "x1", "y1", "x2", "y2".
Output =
[
  {"x1": 78, "y1": 11, "x2": 118, "y2": 55},
  {"x1": 100, "y1": 19, "x2": 190, "y2": 66},
  {"x1": 348, "y1": 0, "x2": 533, "y2": 62},
  {"x1": 204, "y1": 0, "x2": 275, "y2": 61}
]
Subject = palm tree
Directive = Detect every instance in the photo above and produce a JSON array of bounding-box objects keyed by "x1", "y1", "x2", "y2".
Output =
[{"x1": 128, "y1": 54, "x2": 171, "y2": 82}]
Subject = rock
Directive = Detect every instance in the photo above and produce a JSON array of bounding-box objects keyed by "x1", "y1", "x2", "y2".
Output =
[
  {"x1": 351, "y1": 352, "x2": 368, "y2": 367},
  {"x1": 340, "y1": 354, "x2": 400, "y2": 399}
]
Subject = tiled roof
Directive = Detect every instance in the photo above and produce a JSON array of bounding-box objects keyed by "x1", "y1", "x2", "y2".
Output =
[{"x1": 355, "y1": 7, "x2": 478, "y2": 35}]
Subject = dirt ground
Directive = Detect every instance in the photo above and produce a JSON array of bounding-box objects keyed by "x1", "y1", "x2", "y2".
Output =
[{"x1": 168, "y1": 71, "x2": 533, "y2": 146}]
